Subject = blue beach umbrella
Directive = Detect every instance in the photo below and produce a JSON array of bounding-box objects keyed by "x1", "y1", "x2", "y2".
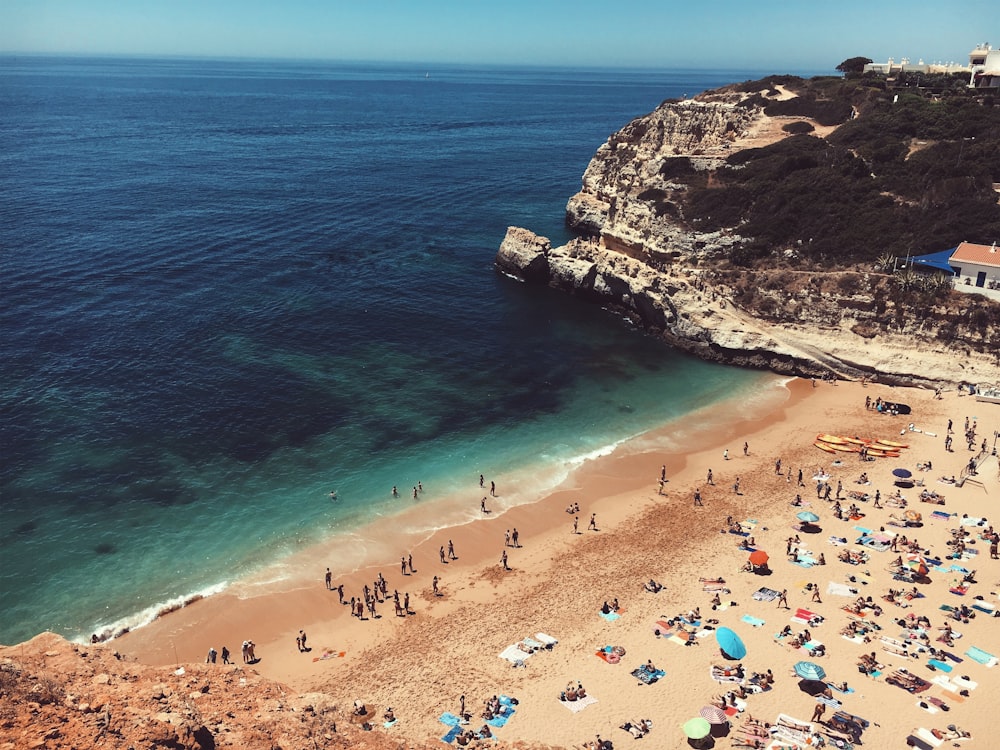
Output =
[
  {"x1": 793, "y1": 661, "x2": 826, "y2": 681},
  {"x1": 796, "y1": 511, "x2": 820, "y2": 523},
  {"x1": 715, "y1": 627, "x2": 747, "y2": 659},
  {"x1": 892, "y1": 468, "x2": 913, "y2": 479}
]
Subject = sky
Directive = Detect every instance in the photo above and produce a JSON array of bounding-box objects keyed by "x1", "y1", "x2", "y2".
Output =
[{"x1": 1, "y1": 0, "x2": 995, "y2": 72}]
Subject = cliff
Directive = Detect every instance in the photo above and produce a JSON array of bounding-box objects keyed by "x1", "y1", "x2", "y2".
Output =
[
  {"x1": 0, "y1": 633, "x2": 428, "y2": 750},
  {"x1": 496, "y1": 80, "x2": 1000, "y2": 388}
]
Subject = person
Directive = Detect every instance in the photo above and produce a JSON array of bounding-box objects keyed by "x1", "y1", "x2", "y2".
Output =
[
  {"x1": 354, "y1": 699, "x2": 367, "y2": 715},
  {"x1": 512, "y1": 528, "x2": 519, "y2": 547},
  {"x1": 818, "y1": 553, "x2": 826, "y2": 566},
  {"x1": 384, "y1": 707, "x2": 395, "y2": 723},
  {"x1": 661, "y1": 464, "x2": 666, "y2": 481},
  {"x1": 694, "y1": 488, "x2": 703, "y2": 506},
  {"x1": 505, "y1": 529, "x2": 510, "y2": 547},
  {"x1": 392, "y1": 485, "x2": 398, "y2": 497},
  {"x1": 811, "y1": 702, "x2": 826, "y2": 723},
  {"x1": 500, "y1": 550, "x2": 509, "y2": 570},
  {"x1": 723, "y1": 449, "x2": 729, "y2": 461},
  {"x1": 432, "y1": 575, "x2": 440, "y2": 595},
  {"x1": 440, "y1": 546, "x2": 446, "y2": 564},
  {"x1": 744, "y1": 442, "x2": 749, "y2": 456},
  {"x1": 812, "y1": 586, "x2": 822, "y2": 603},
  {"x1": 589, "y1": 513, "x2": 597, "y2": 531},
  {"x1": 573, "y1": 515, "x2": 579, "y2": 533},
  {"x1": 481, "y1": 497, "x2": 488, "y2": 513},
  {"x1": 412, "y1": 486, "x2": 418, "y2": 499},
  {"x1": 448, "y1": 539, "x2": 456, "y2": 559},
  {"x1": 325, "y1": 568, "x2": 332, "y2": 590},
  {"x1": 490, "y1": 480, "x2": 496, "y2": 497},
  {"x1": 479, "y1": 474, "x2": 484, "y2": 487},
  {"x1": 707, "y1": 468, "x2": 714, "y2": 485},
  {"x1": 733, "y1": 477, "x2": 741, "y2": 495},
  {"x1": 601, "y1": 601, "x2": 611, "y2": 614},
  {"x1": 777, "y1": 589, "x2": 788, "y2": 609},
  {"x1": 206, "y1": 647, "x2": 217, "y2": 663}
]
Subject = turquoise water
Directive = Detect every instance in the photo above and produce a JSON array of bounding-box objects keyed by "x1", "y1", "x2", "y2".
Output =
[{"x1": 0, "y1": 57, "x2": 788, "y2": 645}]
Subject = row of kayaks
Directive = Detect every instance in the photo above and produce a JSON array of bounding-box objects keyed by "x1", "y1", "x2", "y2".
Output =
[{"x1": 814, "y1": 433, "x2": 909, "y2": 458}]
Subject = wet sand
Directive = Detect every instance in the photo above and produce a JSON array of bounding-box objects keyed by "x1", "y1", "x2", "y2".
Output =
[{"x1": 118, "y1": 378, "x2": 999, "y2": 748}]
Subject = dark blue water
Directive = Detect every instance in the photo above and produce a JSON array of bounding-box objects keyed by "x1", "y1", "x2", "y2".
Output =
[{"x1": 0, "y1": 56, "x2": 782, "y2": 645}]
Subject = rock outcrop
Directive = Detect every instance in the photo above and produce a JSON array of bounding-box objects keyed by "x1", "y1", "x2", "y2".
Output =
[
  {"x1": 0, "y1": 633, "x2": 425, "y2": 750},
  {"x1": 496, "y1": 91, "x2": 999, "y2": 388}
]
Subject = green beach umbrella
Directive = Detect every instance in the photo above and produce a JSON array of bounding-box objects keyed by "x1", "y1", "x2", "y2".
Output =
[{"x1": 683, "y1": 717, "x2": 712, "y2": 739}]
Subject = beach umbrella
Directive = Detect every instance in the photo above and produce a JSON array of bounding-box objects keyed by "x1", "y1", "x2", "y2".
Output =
[
  {"x1": 796, "y1": 511, "x2": 820, "y2": 523},
  {"x1": 748, "y1": 550, "x2": 769, "y2": 567},
  {"x1": 798, "y1": 678, "x2": 830, "y2": 696},
  {"x1": 699, "y1": 705, "x2": 729, "y2": 725},
  {"x1": 892, "y1": 468, "x2": 913, "y2": 479},
  {"x1": 905, "y1": 509, "x2": 922, "y2": 522},
  {"x1": 906, "y1": 553, "x2": 929, "y2": 575},
  {"x1": 715, "y1": 627, "x2": 747, "y2": 659},
  {"x1": 683, "y1": 717, "x2": 712, "y2": 740},
  {"x1": 793, "y1": 661, "x2": 827, "y2": 681}
]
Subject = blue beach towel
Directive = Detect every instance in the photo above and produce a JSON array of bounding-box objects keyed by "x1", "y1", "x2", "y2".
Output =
[
  {"x1": 486, "y1": 708, "x2": 514, "y2": 728},
  {"x1": 499, "y1": 695, "x2": 516, "y2": 707},
  {"x1": 441, "y1": 726, "x2": 463, "y2": 744},
  {"x1": 741, "y1": 614, "x2": 765, "y2": 627},
  {"x1": 928, "y1": 659, "x2": 953, "y2": 673},
  {"x1": 827, "y1": 682, "x2": 855, "y2": 694},
  {"x1": 439, "y1": 712, "x2": 463, "y2": 727},
  {"x1": 965, "y1": 646, "x2": 998, "y2": 665},
  {"x1": 599, "y1": 610, "x2": 620, "y2": 622}
]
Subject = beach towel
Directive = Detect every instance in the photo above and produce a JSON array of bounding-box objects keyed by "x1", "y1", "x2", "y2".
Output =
[
  {"x1": 912, "y1": 728, "x2": 945, "y2": 748},
  {"x1": 752, "y1": 587, "x2": 780, "y2": 602},
  {"x1": 928, "y1": 659, "x2": 953, "y2": 673},
  {"x1": 312, "y1": 650, "x2": 346, "y2": 661},
  {"x1": 498, "y1": 645, "x2": 531, "y2": 664},
  {"x1": 535, "y1": 632, "x2": 558, "y2": 646},
  {"x1": 826, "y1": 581, "x2": 858, "y2": 597},
  {"x1": 439, "y1": 713, "x2": 465, "y2": 727},
  {"x1": 560, "y1": 695, "x2": 597, "y2": 713},
  {"x1": 971, "y1": 601, "x2": 996, "y2": 615},
  {"x1": 486, "y1": 708, "x2": 514, "y2": 728},
  {"x1": 741, "y1": 614, "x2": 765, "y2": 627},
  {"x1": 827, "y1": 682, "x2": 855, "y2": 694},
  {"x1": 965, "y1": 646, "x2": 998, "y2": 667},
  {"x1": 384, "y1": 719, "x2": 398, "y2": 729},
  {"x1": 599, "y1": 610, "x2": 620, "y2": 622},
  {"x1": 917, "y1": 700, "x2": 939, "y2": 714},
  {"x1": 952, "y1": 675, "x2": 978, "y2": 690},
  {"x1": 631, "y1": 667, "x2": 665, "y2": 684},
  {"x1": 930, "y1": 511, "x2": 951, "y2": 521},
  {"x1": 828, "y1": 536, "x2": 848, "y2": 546},
  {"x1": 960, "y1": 517, "x2": 985, "y2": 527},
  {"x1": 441, "y1": 725, "x2": 463, "y2": 744}
]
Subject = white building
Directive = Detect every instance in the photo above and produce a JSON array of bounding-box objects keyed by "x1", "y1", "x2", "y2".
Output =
[
  {"x1": 969, "y1": 43, "x2": 1000, "y2": 89},
  {"x1": 950, "y1": 241, "x2": 1000, "y2": 289}
]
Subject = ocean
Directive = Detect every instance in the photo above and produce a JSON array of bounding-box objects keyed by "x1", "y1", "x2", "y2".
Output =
[{"x1": 1, "y1": 56, "x2": 798, "y2": 645}]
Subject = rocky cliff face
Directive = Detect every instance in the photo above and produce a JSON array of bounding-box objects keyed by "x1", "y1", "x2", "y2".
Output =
[
  {"x1": 0, "y1": 633, "x2": 423, "y2": 750},
  {"x1": 496, "y1": 92, "x2": 999, "y2": 388}
]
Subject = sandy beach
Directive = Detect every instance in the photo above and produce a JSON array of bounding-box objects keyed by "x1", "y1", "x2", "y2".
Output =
[{"x1": 118, "y1": 378, "x2": 999, "y2": 748}]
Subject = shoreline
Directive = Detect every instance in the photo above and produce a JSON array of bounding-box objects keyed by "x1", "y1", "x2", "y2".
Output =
[{"x1": 61, "y1": 378, "x2": 1000, "y2": 747}]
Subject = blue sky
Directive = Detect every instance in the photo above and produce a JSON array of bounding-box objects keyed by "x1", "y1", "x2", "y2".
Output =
[{"x1": 1, "y1": 0, "x2": 994, "y2": 71}]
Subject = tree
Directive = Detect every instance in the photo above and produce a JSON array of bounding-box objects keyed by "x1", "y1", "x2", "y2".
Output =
[{"x1": 837, "y1": 57, "x2": 873, "y2": 76}]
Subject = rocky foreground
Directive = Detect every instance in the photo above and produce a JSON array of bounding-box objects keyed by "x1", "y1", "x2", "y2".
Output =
[
  {"x1": 0, "y1": 633, "x2": 415, "y2": 750},
  {"x1": 496, "y1": 84, "x2": 999, "y2": 387}
]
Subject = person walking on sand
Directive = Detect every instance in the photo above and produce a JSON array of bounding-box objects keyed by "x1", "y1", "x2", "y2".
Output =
[
  {"x1": 505, "y1": 529, "x2": 510, "y2": 547},
  {"x1": 481, "y1": 497, "x2": 488, "y2": 513},
  {"x1": 512, "y1": 528, "x2": 519, "y2": 547},
  {"x1": 325, "y1": 567, "x2": 332, "y2": 589},
  {"x1": 589, "y1": 513, "x2": 597, "y2": 531},
  {"x1": 724, "y1": 449, "x2": 729, "y2": 461},
  {"x1": 408, "y1": 554, "x2": 414, "y2": 573},
  {"x1": 798, "y1": 468, "x2": 804, "y2": 487},
  {"x1": 811, "y1": 585, "x2": 822, "y2": 604},
  {"x1": 401, "y1": 556, "x2": 408, "y2": 576},
  {"x1": 490, "y1": 480, "x2": 496, "y2": 497},
  {"x1": 221, "y1": 645, "x2": 230, "y2": 664},
  {"x1": 500, "y1": 549, "x2": 509, "y2": 570},
  {"x1": 432, "y1": 575, "x2": 440, "y2": 595},
  {"x1": 207, "y1": 647, "x2": 217, "y2": 663},
  {"x1": 448, "y1": 539, "x2": 456, "y2": 559},
  {"x1": 337, "y1": 584, "x2": 344, "y2": 604},
  {"x1": 707, "y1": 468, "x2": 714, "y2": 485},
  {"x1": 694, "y1": 488, "x2": 703, "y2": 506},
  {"x1": 811, "y1": 702, "x2": 826, "y2": 723},
  {"x1": 733, "y1": 477, "x2": 741, "y2": 495},
  {"x1": 573, "y1": 515, "x2": 579, "y2": 534},
  {"x1": 440, "y1": 546, "x2": 446, "y2": 564},
  {"x1": 300, "y1": 630, "x2": 307, "y2": 651},
  {"x1": 777, "y1": 589, "x2": 789, "y2": 609},
  {"x1": 661, "y1": 465, "x2": 666, "y2": 482},
  {"x1": 743, "y1": 442, "x2": 749, "y2": 456}
]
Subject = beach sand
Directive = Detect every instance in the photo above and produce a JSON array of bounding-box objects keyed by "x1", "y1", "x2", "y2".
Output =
[{"x1": 118, "y1": 378, "x2": 999, "y2": 748}]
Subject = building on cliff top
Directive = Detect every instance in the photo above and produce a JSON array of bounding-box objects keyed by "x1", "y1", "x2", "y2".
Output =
[
  {"x1": 950, "y1": 241, "x2": 1000, "y2": 289},
  {"x1": 862, "y1": 42, "x2": 1000, "y2": 88}
]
